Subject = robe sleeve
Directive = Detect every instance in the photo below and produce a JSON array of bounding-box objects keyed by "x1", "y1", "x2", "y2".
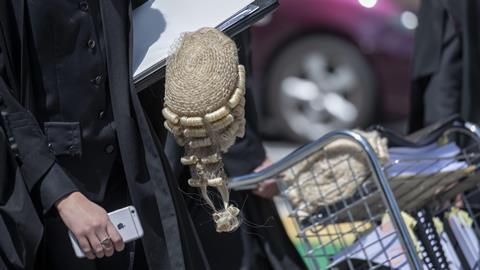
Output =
[
  {"x1": 0, "y1": 42, "x2": 78, "y2": 214},
  {"x1": 223, "y1": 30, "x2": 266, "y2": 177}
]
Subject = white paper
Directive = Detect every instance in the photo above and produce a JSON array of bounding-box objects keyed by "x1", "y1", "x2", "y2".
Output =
[
  {"x1": 386, "y1": 142, "x2": 467, "y2": 176},
  {"x1": 133, "y1": 0, "x2": 254, "y2": 78},
  {"x1": 448, "y1": 215, "x2": 480, "y2": 269},
  {"x1": 388, "y1": 142, "x2": 461, "y2": 158},
  {"x1": 331, "y1": 221, "x2": 420, "y2": 269}
]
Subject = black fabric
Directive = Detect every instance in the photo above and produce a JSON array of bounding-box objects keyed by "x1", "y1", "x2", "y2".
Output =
[
  {"x1": 44, "y1": 122, "x2": 82, "y2": 156},
  {"x1": 0, "y1": 0, "x2": 68, "y2": 213},
  {"x1": 0, "y1": 2, "x2": 57, "y2": 267},
  {"x1": 132, "y1": 0, "x2": 147, "y2": 9},
  {"x1": 38, "y1": 163, "x2": 78, "y2": 215},
  {"x1": 409, "y1": 0, "x2": 480, "y2": 131},
  {"x1": 0, "y1": 128, "x2": 43, "y2": 270},
  {"x1": 164, "y1": 30, "x2": 307, "y2": 270},
  {"x1": 139, "y1": 79, "x2": 211, "y2": 270},
  {"x1": 26, "y1": 0, "x2": 118, "y2": 202},
  {"x1": 0, "y1": 0, "x2": 209, "y2": 269},
  {"x1": 223, "y1": 31, "x2": 266, "y2": 176}
]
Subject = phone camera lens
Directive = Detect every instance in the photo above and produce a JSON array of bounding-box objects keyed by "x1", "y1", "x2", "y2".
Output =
[{"x1": 131, "y1": 210, "x2": 135, "y2": 213}]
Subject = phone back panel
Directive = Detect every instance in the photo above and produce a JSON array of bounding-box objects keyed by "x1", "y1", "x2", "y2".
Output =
[{"x1": 108, "y1": 207, "x2": 143, "y2": 242}]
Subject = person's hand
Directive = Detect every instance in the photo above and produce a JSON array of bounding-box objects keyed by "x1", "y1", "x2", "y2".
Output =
[
  {"x1": 55, "y1": 192, "x2": 124, "y2": 259},
  {"x1": 252, "y1": 159, "x2": 279, "y2": 199},
  {"x1": 454, "y1": 194, "x2": 464, "y2": 208}
]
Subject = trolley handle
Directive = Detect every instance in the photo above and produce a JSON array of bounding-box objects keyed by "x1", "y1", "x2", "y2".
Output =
[
  {"x1": 229, "y1": 130, "x2": 377, "y2": 189},
  {"x1": 407, "y1": 118, "x2": 480, "y2": 145},
  {"x1": 229, "y1": 120, "x2": 480, "y2": 190}
]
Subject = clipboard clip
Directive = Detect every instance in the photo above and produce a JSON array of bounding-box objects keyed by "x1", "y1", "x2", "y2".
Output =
[{"x1": 217, "y1": 4, "x2": 260, "y2": 31}]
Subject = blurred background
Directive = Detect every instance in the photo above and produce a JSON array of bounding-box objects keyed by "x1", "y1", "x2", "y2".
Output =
[{"x1": 249, "y1": 0, "x2": 420, "y2": 160}]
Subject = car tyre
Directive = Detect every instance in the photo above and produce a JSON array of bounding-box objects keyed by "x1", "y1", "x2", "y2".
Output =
[{"x1": 266, "y1": 35, "x2": 377, "y2": 142}]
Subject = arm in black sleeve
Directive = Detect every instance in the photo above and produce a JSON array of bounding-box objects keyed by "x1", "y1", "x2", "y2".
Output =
[
  {"x1": 37, "y1": 163, "x2": 78, "y2": 213},
  {"x1": 223, "y1": 122, "x2": 266, "y2": 177},
  {"x1": 223, "y1": 30, "x2": 267, "y2": 177},
  {"x1": 409, "y1": 0, "x2": 462, "y2": 131},
  {"x1": 0, "y1": 31, "x2": 77, "y2": 214}
]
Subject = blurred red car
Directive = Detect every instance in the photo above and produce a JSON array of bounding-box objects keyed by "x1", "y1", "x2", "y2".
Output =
[{"x1": 250, "y1": 0, "x2": 418, "y2": 141}]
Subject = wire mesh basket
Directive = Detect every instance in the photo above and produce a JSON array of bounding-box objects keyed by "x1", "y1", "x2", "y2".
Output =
[{"x1": 230, "y1": 118, "x2": 480, "y2": 270}]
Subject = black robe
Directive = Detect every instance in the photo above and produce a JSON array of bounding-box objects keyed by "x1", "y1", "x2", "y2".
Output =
[
  {"x1": 0, "y1": 120, "x2": 43, "y2": 270},
  {"x1": 0, "y1": 0, "x2": 208, "y2": 269},
  {"x1": 409, "y1": 0, "x2": 480, "y2": 131}
]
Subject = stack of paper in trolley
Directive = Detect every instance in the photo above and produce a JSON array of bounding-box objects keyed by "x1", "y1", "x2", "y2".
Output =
[
  {"x1": 446, "y1": 209, "x2": 480, "y2": 269},
  {"x1": 331, "y1": 214, "x2": 422, "y2": 270},
  {"x1": 386, "y1": 142, "x2": 468, "y2": 177}
]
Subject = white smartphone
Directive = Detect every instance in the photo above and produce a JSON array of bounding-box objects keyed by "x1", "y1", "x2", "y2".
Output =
[{"x1": 68, "y1": 205, "x2": 144, "y2": 258}]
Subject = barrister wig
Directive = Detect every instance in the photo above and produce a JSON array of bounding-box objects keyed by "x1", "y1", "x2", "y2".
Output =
[{"x1": 163, "y1": 28, "x2": 245, "y2": 232}]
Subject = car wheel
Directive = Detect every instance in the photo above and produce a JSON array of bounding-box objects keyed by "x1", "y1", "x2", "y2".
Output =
[{"x1": 266, "y1": 35, "x2": 376, "y2": 142}]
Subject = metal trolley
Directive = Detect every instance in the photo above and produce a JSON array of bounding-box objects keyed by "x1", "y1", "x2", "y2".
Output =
[{"x1": 230, "y1": 117, "x2": 480, "y2": 270}]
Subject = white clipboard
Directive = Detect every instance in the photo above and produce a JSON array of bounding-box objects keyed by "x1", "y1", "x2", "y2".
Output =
[{"x1": 132, "y1": 0, "x2": 277, "y2": 91}]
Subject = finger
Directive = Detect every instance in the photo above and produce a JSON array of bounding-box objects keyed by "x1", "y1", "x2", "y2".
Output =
[
  {"x1": 87, "y1": 232, "x2": 105, "y2": 258},
  {"x1": 96, "y1": 230, "x2": 114, "y2": 257},
  {"x1": 253, "y1": 181, "x2": 278, "y2": 199},
  {"x1": 77, "y1": 236, "x2": 95, "y2": 260},
  {"x1": 252, "y1": 188, "x2": 267, "y2": 199},
  {"x1": 106, "y1": 221, "x2": 125, "y2": 252},
  {"x1": 266, "y1": 180, "x2": 279, "y2": 195},
  {"x1": 252, "y1": 184, "x2": 263, "y2": 195}
]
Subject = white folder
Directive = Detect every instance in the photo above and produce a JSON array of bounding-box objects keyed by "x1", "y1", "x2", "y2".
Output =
[{"x1": 132, "y1": 0, "x2": 277, "y2": 90}]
